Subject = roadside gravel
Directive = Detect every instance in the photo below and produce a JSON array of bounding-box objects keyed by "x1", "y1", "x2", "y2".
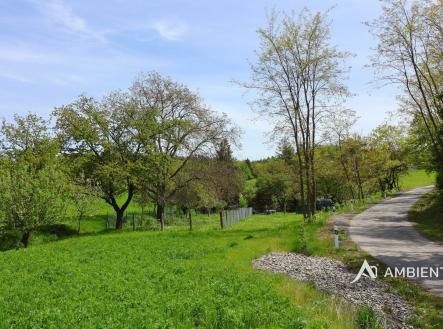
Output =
[{"x1": 253, "y1": 252, "x2": 415, "y2": 329}]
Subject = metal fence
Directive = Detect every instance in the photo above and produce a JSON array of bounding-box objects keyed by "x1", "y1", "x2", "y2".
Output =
[
  {"x1": 106, "y1": 212, "x2": 160, "y2": 231},
  {"x1": 220, "y1": 207, "x2": 253, "y2": 229},
  {"x1": 105, "y1": 208, "x2": 211, "y2": 231}
]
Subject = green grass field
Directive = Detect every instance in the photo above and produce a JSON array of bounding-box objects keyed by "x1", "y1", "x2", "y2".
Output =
[
  {"x1": 398, "y1": 169, "x2": 436, "y2": 191},
  {"x1": 0, "y1": 214, "x2": 358, "y2": 329}
]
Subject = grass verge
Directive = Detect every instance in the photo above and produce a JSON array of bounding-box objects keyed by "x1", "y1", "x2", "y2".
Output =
[{"x1": 409, "y1": 189, "x2": 443, "y2": 242}]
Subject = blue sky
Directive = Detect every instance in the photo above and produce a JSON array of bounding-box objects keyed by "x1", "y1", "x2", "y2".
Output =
[{"x1": 0, "y1": 0, "x2": 399, "y2": 160}]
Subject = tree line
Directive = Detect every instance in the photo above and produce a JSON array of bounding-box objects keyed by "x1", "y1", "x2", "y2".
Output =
[
  {"x1": 0, "y1": 73, "x2": 242, "y2": 246},
  {"x1": 240, "y1": 122, "x2": 413, "y2": 213}
]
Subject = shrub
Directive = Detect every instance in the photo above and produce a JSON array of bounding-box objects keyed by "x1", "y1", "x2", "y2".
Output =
[
  {"x1": 0, "y1": 230, "x2": 21, "y2": 251},
  {"x1": 357, "y1": 306, "x2": 385, "y2": 329}
]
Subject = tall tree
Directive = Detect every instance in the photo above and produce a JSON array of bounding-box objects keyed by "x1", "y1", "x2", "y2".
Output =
[
  {"x1": 370, "y1": 123, "x2": 409, "y2": 192},
  {"x1": 54, "y1": 92, "x2": 155, "y2": 229},
  {"x1": 242, "y1": 9, "x2": 350, "y2": 220},
  {"x1": 216, "y1": 138, "x2": 234, "y2": 162},
  {"x1": 368, "y1": 0, "x2": 443, "y2": 186},
  {"x1": 211, "y1": 139, "x2": 244, "y2": 208},
  {"x1": 130, "y1": 72, "x2": 239, "y2": 229},
  {"x1": 323, "y1": 108, "x2": 358, "y2": 199}
]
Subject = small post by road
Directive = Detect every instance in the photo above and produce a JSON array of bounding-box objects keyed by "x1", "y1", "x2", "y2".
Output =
[
  {"x1": 384, "y1": 191, "x2": 387, "y2": 199},
  {"x1": 333, "y1": 206, "x2": 339, "y2": 249}
]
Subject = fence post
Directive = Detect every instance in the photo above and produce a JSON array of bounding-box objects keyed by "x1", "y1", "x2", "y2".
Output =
[
  {"x1": 333, "y1": 206, "x2": 339, "y2": 249},
  {"x1": 219, "y1": 211, "x2": 224, "y2": 230},
  {"x1": 189, "y1": 211, "x2": 192, "y2": 231}
]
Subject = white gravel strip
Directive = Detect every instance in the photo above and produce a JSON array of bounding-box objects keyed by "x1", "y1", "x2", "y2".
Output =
[{"x1": 253, "y1": 252, "x2": 415, "y2": 329}]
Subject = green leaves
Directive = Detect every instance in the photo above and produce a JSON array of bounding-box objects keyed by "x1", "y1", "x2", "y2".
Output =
[
  {"x1": 0, "y1": 160, "x2": 69, "y2": 234},
  {"x1": 0, "y1": 114, "x2": 69, "y2": 245}
]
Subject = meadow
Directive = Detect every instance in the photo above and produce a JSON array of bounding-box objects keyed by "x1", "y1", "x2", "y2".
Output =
[
  {"x1": 0, "y1": 168, "x2": 437, "y2": 328},
  {"x1": 398, "y1": 169, "x2": 436, "y2": 191},
  {"x1": 0, "y1": 213, "x2": 358, "y2": 329}
]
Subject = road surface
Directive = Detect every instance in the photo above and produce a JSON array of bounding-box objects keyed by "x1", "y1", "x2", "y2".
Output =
[{"x1": 349, "y1": 186, "x2": 443, "y2": 297}]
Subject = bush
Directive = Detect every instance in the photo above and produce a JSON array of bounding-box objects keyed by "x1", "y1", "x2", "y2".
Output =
[
  {"x1": 0, "y1": 229, "x2": 21, "y2": 251},
  {"x1": 357, "y1": 306, "x2": 385, "y2": 329},
  {"x1": 37, "y1": 224, "x2": 77, "y2": 238}
]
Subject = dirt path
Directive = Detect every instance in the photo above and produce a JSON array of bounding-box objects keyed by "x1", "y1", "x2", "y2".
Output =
[{"x1": 349, "y1": 186, "x2": 443, "y2": 297}]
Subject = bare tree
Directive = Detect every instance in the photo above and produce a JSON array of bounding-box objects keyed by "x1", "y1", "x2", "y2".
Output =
[{"x1": 241, "y1": 9, "x2": 350, "y2": 219}]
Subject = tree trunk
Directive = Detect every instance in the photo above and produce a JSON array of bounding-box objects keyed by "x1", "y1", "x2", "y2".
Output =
[
  {"x1": 295, "y1": 150, "x2": 307, "y2": 220},
  {"x1": 156, "y1": 203, "x2": 164, "y2": 231},
  {"x1": 21, "y1": 231, "x2": 30, "y2": 248},
  {"x1": 115, "y1": 210, "x2": 124, "y2": 230},
  {"x1": 105, "y1": 183, "x2": 135, "y2": 231},
  {"x1": 304, "y1": 156, "x2": 313, "y2": 220},
  {"x1": 77, "y1": 219, "x2": 81, "y2": 235}
]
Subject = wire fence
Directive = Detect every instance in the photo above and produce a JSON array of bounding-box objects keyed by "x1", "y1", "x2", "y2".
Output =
[
  {"x1": 219, "y1": 207, "x2": 253, "y2": 229},
  {"x1": 105, "y1": 207, "x2": 220, "y2": 231}
]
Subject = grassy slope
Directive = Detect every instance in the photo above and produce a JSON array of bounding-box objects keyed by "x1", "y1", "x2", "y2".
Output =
[
  {"x1": 398, "y1": 169, "x2": 436, "y2": 191},
  {"x1": 409, "y1": 189, "x2": 443, "y2": 242},
  {"x1": 0, "y1": 214, "x2": 357, "y2": 329}
]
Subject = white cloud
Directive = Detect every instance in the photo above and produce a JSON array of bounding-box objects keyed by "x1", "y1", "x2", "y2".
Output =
[
  {"x1": 151, "y1": 20, "x2": 188, "y2": 41},
  {"x1": 32, "y1": 0, "x2": 106, "y2": 42}
]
